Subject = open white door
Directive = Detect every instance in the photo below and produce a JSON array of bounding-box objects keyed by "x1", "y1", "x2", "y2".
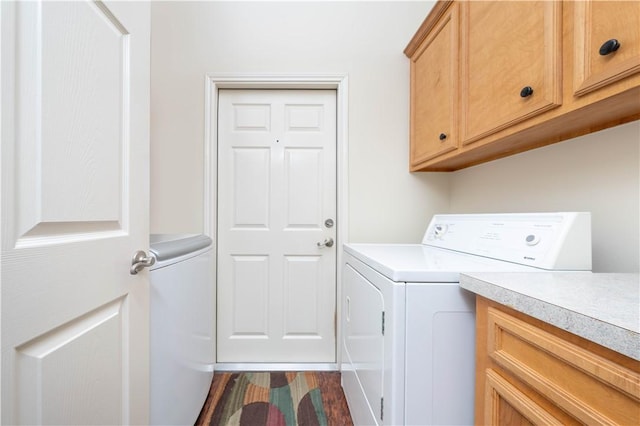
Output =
[{"x1": 1, "y1": 1, "x2": 150, "y2": 424}]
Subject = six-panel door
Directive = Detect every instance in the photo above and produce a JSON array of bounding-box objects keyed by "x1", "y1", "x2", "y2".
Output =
[{"x1": 216, "y1": 89, "x2": 337, "y2": 363}]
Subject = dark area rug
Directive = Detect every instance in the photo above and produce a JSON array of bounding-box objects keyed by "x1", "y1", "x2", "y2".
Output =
[{"x1": 196, "y1": 371, "x2": 353, "y2": 426}]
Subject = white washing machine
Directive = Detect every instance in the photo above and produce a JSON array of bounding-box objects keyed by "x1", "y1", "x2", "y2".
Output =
[
  {"x1": 341, "y1": 212, "x2": 592, "y2": 426},
  {"x1": 149, "y1": 234, "x2": 214, "y2": 425}
]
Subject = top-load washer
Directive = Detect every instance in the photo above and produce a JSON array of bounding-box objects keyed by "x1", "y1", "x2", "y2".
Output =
[
  {"x1": 341, "y1": 212, "x2": 592, "y2": 426},
  {"x1": 149, "y1": 235, "x2": 214, "y2": 425}
]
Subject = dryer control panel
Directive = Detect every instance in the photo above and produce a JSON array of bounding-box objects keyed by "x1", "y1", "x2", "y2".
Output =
[{"x1": 422, "y1": 212, "x2": 591, "y2": 270}]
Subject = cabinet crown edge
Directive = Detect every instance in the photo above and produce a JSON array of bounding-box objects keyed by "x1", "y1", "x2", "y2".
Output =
[{"x1": 404, "y1": 0, "x2": 454, "y2": 57}]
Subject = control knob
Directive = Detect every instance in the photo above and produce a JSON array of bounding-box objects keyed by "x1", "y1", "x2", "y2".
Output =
[
  {"x1": 525, "y1": 234, "x2": 540, "y2": 246},
  {"x1": 434, "y1": 224, "x2": 448, "y2": 239}
]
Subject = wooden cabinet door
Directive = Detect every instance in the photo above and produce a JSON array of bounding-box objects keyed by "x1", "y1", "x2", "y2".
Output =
[
  {"x1": 409, "y1": 3, "x2": 459, "y2": 169},
  {"x1": 475, "y1": 298, "x2": 640, "y2": 426},
  {"x1": 573, "y1": 1, "x2": 640, "y2": 96},
  {"x1": 460, "y1": 1, "x2": 562, "y2": 146},
  {"x1": 483, "y1": 369, "x2": 563, "y2": 426}
]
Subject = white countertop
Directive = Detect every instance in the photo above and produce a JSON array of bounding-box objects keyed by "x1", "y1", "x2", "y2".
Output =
[{"x1": 459, "y1": 272, "x2": 640, "y2": 361}]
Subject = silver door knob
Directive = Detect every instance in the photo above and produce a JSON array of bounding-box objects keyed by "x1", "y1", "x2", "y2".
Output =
[
  {"x1": 130, "y1": 250, "x2": 155, "y2": 275},
  {"x1": 317, "y1": 238, "x2": 334, "y2": 248}
]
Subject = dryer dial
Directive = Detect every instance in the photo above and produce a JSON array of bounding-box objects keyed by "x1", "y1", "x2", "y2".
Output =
[
  {"x1": 434, "y1": 224, "x2": 448, "y2": 239},
  {"x1": 525, "y1": 234, "x2": 540, "y2": 246}
]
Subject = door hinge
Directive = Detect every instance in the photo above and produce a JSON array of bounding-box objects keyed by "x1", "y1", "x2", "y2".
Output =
[
  {"x1": 381, "y1": 311, "x2": 385, "y2": 336},
  {"x1": 380, "y1": 397, "x2": 384, "y2": 421}
]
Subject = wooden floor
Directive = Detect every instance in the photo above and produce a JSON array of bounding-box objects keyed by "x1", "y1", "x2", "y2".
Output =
[{"x1": 195, "y1": 371, "x2": 353, "y2": 426}]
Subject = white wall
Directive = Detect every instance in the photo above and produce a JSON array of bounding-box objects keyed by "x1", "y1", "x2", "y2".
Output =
[
  {"x1": 449, "y1": 121, "x2": 640, "y2": 272},
  {"x1": 150, "y1": 1, "x2": 449, "y2": 243},
  {"x1": 150, "y1": 1, "x2": 638, "y2": 270}
]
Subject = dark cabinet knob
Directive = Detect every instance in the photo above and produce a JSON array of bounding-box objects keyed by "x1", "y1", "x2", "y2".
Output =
[
  {"x1": 439, "y1": 133, "x2": 447, "y2": 141},
  {"x1": 520, "y1": 86, "x2": 534, "y2": 98},
  {"x1": 599, "y1": 39, "x2": 620, "y2": 56}
]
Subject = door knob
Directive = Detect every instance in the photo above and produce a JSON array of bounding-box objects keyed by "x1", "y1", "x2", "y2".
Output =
[
  {"x1": 130, "y1": 250, "x2": 155, "y2": 275},
  {"x1": 317, "y1": 238, "x2": 334, "y2": 248}
]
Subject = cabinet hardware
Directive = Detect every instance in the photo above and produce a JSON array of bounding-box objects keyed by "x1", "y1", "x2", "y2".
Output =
[
  {"x1": 599, "y1": 38, "x2": 620, "y2": 56},
  {"x1": 520, "y1": 86, "x2": 534, "y2": 98},
  {"x1": 439, "y1": 133, "x2": 447, "y2": 141}
]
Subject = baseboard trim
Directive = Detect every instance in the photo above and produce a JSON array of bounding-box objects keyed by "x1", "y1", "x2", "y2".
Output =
[{"x1": 215, "y1": 363, "x2": 339, "y2": 372}]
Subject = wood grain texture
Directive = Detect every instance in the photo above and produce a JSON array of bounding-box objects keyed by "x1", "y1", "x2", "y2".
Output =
[
  {"x1": 573, "y1": 1, "x2": 640, "y2": 96},
  {"x1": 485, "y1": 369, "x2": 560, "y2": 426},
  {"x1": 460, "y1": 1, "x2": 563, "y2": 145},
  {"x1": 409, "y1": 2, "x2": 459, "y2": 166},
  {"x1": 404, "y1": 0, "x2": 454, "y2": 57},
  {"x1": 407, "y1": 0, "x2": 640, "y2": 172},
  {"x1": 475, "y1": 297, "x2": 640, "y2": 426}
]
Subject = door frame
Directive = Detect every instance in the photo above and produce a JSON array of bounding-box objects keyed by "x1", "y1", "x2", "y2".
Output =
[{"x1": 204, "y1": 73, "x2": 349, "y2": 370}]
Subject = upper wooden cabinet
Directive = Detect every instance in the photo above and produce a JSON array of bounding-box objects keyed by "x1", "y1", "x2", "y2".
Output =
[
  {"x1": 407, "y1": 2, "x2": 459, "y2": 168},
  {"x1": 460, "y1": 1, "x2": 562, "y2": 146},
  {"x1": 573, "y1": 1, "x2": 640, "y2": 97},
  {"x1": 405, "y1": 0, "x2": 640, "y2": 172}
]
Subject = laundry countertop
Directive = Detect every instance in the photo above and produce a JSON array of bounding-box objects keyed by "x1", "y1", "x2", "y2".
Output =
[{"x1": 459, "y1": 272, "x2": 640, "y2": 361}]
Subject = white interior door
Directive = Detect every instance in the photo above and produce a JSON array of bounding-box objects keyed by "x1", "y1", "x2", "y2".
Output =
[
  {"x1": 217, "y1": 89, "x2": 337, "y2": 363},
  {"x1": 1, "y1": 1, "x2": 150, "y2": 424}
]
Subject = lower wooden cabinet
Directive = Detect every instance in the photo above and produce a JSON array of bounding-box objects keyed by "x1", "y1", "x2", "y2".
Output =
[{"x1": 475, "y1": 297, "x2": 640, "y2": 425}]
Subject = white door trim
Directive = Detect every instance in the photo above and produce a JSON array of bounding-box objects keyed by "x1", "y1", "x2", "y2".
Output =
[{"x1": 204, "y1": 73, "x2": 349, "y2": 368}]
